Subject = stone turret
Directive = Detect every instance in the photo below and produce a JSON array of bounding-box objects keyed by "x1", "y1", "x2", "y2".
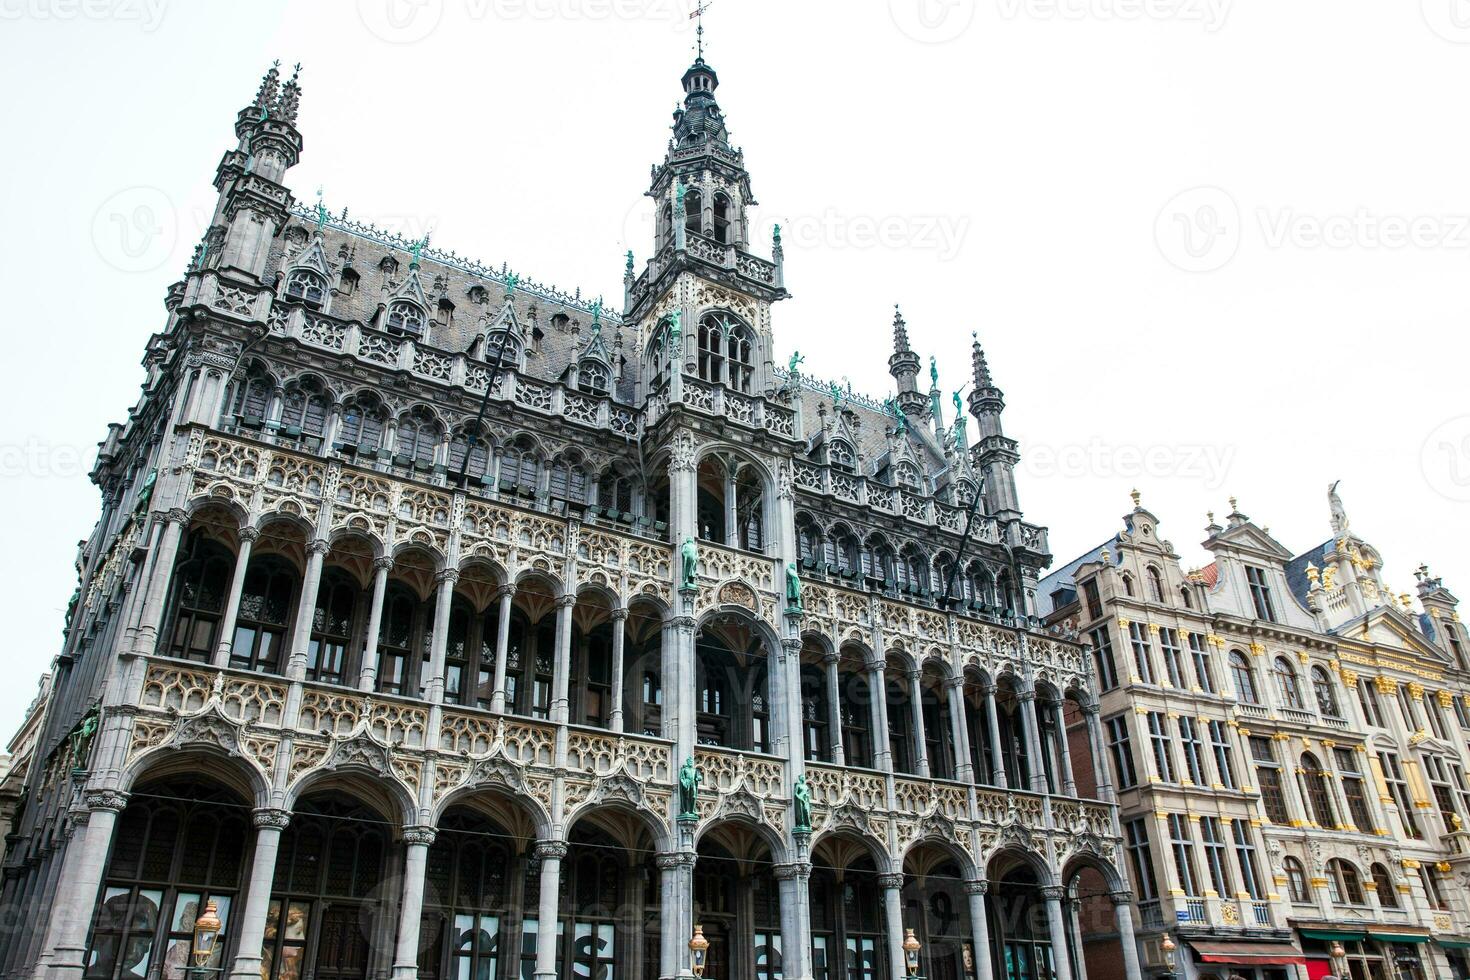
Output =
[
  {"x1": 888, "y1": 305, "x2": 927, "y2": 419},
  {"x1": 968, "y1": 332, "x2": 1021, "y2": 521}
]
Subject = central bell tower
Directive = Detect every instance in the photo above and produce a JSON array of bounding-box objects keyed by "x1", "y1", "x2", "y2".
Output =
[{"x1": 624, "y1": 54, "x2": 789, "y2": 402}]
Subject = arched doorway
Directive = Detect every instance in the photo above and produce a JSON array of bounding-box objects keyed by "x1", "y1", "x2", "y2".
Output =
[
  {"x1": 83, "y1": 775, "x2": 250, "y2": 980},
  {"x1": 810, "y1": 835, "x2": 890, "y2": 980},
  {"x1": 987, "y1": 856, "x2": 1056, "y2": 980},
  {"x1": 263, "y1": 793, "x2": 394, "y2": 980},
  {"x1": 903, "y1": 845, "x2": 973, "y2": 980},
  {"x1": 553, "y1": 809, "x2": 662, "y2": 980},
  {"x1": 694, "y1": 823, "x2": 783, "y2": 980}
]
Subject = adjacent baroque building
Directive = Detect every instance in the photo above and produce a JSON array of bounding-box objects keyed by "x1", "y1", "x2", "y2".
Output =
[
  {"x1": 1042, "y1": 487, "x2": 1470, "y2": 980},
  {"x1": 2, "y1": 58, "x2": 1128, "y2": 980}
]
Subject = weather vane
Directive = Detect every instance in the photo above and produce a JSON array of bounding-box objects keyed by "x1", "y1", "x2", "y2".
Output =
[{"x1": 691, "y1": 0, "x2": 713, "y2": 59}]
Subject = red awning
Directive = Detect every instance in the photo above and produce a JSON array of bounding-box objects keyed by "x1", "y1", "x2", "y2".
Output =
[{"x1": 1189, "y1": 939, "x2": 1308, "y2": 967}]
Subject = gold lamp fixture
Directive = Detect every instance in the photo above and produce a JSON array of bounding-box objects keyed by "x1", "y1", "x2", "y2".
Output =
[
  {"x1": 191, "y1": 900, "x2": 223, "y2": 968},
  {"x1": 902, "y1": 928, "x2": 922, "y2": 977},
  {"x1": 689, "y1": 924, "x2": 709, "y2": 978}
]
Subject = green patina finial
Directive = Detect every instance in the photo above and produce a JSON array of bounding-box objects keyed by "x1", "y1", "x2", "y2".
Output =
[
  {"x1": 773, "y1": 223, "x2": 782, "y2": 247},
  {"x1": 590, "y1": 298, "x2": 604, "y2": 335},
  {"x1": 929, "y1": 355, "x2": 939, "y2": 390},
  {"x1": 503, "y1": 271, "x2": 520, "y2": 300},
  {"x1": 314, "y1": 187, "x2": 328, "y2": 232},
  {"x1": 625, "y1": 249, "x2": 634, "y2": 274},
  {"x1": 409, "y1": 233, "x2": 430, "y2": 270}
]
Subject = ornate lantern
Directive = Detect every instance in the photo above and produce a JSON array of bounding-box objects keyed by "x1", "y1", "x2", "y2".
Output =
[
  {"x1": 903, "y1": 928, "x2": 922, "y2": 977},
  {"x1": 192, "y1": 900, "x2": 222, "y2": 968},
  {"x1": 689, "y1": 924, "x2": 709, "y2": 978}
]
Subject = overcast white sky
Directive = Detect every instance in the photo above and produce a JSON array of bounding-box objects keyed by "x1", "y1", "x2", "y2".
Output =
[{"x1": 2, "y1": 0, "x2": 1468, "y2": 737}]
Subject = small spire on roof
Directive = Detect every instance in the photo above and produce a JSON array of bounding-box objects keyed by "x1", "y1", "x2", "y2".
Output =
[
  {"x1": 971, "y1": 331, "x2": 993, "y2": 389},
  {"x1": 892, "y1": 304, "x2": 911, "y2": 354},
  {"x1": 1130, "y1": 488, "x2": 1141, "y2": 509}
]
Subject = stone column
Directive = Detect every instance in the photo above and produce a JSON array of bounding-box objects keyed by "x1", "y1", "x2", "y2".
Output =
[
  {"x1": 879, "y1": 872, "x2": 906, "y2": 980},
  {"x1": 1041, "y1": 886, "x2": 1076, "y2": 980},
  {"x1": 1111, "y1": 890, "x2": 1144, "y2": 980},
  {"x1": 946, "y1": 676, "x2": 975, "y2": 783},
  {"x1": 965, "y1": 879, "x2": 995, "y2": 980},
  {"x1": 132, "y1": 509, "x2": 188, "y2": 654},
  {"x1": 1081, "y1": 701, "x2": 1115, "y2": 803},
  {"x1": 357, "y1": 557, "x2": 393, "y2": 692},
  {"x1": 391, "y1": 827, "x2": 437, "y2": 980},
  {"x1": 532, "y1": 841, "x2": 566, "y2": 980},
  {"x1": 42, "y1": 790, "x2": 130, "y2": 980},
  {"x1": 656, "y1": 851, "x2": 694, "y2": 980},
  {"x1": 823, "y1": 652, "x2": 845, "y2": 766},
  {"x1": 867, "y1": 659, "x2": 892, "y2": 772},
  {"x1": 1068, "y1": 898, "x2": 1090, "y2": 980},
  {"x1": 550, "y1": 594, "x2": 577, "y2": 725},
  {"x1": 227, "y1": 809, "x2": 291, "y2": 980},
  {"x1": 609, "y1": 608, "x2": 628, "y2": 732},
  {"x1": 286, "y1": 539, "x2": 330, "y2": 679},
  {"x1": 488, "y1": 584, "x2": 516, "y2": 713},
  {"x1": 1017, "y1": 689, "x2": 1048, "y2": 793},
  {"x1": 421, "y1": 569, "x2": 458, "y2": 704},
  {"x1": 984, "y1": 683, "x2": 1008, "y2": 789},
  {"x1": 723, "y1": 467, "x2": 738, "y2": 547},
  {"x1": 907, "y1": 668, "x2": 929, "y2": 777},
  {"x1": 212, "y1": 526, "x2": 259, "y2": 666},
  {"x1": 774, "y1": 862, "x2": 813, "y2": 980},
  {"x1": 1053, "y1": 697, "x2": 1078, "y2": 797}
]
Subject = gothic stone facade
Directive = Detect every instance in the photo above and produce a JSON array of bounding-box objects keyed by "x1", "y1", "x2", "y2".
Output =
[{"x1": 1, "y1": 58, "x2": 1129, "y2": 980}]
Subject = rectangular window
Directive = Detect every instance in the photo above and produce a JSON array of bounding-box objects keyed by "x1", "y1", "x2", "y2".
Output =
[
  {"x1": 1426, "y1": 755, "x2": 1460, "y2": 834},
  {"x1": 1160, "y1": 628, "x2": 1187, "y2": 688},
  {"x1": 1379, "y1": 752, "x2": 1423, "y2": 840},
  {"x1": 1246, "y1": 565, "x2": 1278, "y2": 622},
  {"x1": 1199, "y1": 817, "x2": 1232, "y2": 897},
  {"x1": 1129, "y1": 623, "x2": 1156, "y2": 685},
  {"x1": 1427, "y1": 693, "x2": 1450, "y2": 740},
  {"x1": 1451, "y1": 762, "x2": 1470, "y2": 823},
  {"x1": 1251, "y1": 736, "x2": 1290, "y2": 824},
  {"x1": 1421, "y1": 866, "x2": 1450, "y2": 911},
  {"x1": 1082, "y1": 579, "x2": 1103, "y2": 621},
  {"x1": 1357, "y1": 680, "x2": 1384, "y2": 728},
  {"x1": 1178, "y1": 717, "x2": 1208, "y2": 786},
  {"x1": 1167, "y1": 814, "x2": 1201, "y2": 896},
  {"x1": 1125, "y1": 819, "x2": 1159, "y2": 902},
  {"x1": 1455, "y1": 694, "x2": 1470, "y2": 729},
  {"x1": 1209, "y1": 720, "x2": 1237, "y2": 790},
  {"x1": 1187, "y1": 632, "x2": 1216, "y2": 693},
  {"x1": 1231, "y1": 821, "x2": 1264, "y2": 900},
  {"x1": 1398, "y1": 686, "x2": 1422, "y2": 732},
  {"x1": 1106, "y1": 716, "x2": 1139, "y2": 789},
  {"x1": 1147, "y1": 712, "x2": 1176, "y2": 782},
  {"x1": 1090, "y1": 627, "x2": 1119, "y2": 692},
  {"x1": 1333, "y1": 748, "x2": 1374, "y2": 832}
]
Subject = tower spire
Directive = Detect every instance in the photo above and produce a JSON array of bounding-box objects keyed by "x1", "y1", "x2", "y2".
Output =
[
  {"x1": 692, "y1": 0, "x2": 712, "y2": 60},
  {"x1": 888, "y1": 304, "x2": 925, "y2": 418}
]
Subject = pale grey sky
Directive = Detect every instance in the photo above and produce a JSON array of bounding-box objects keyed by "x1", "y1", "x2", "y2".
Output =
[{"x1": 3, "y1": 0, "x2": 1468, "y2": 736}]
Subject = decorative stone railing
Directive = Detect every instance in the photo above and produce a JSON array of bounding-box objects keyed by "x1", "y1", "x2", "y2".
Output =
[{"x1": 672, "y1": 377, "x2": 797, "y2": 442}]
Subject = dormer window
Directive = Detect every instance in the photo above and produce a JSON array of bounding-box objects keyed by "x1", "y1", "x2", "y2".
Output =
[
  {"x1": 827, "y1": 440, "x2": 855, "y2": 473},
  {"x1": 484, "y1": 329, "x2": 520, "y2": 365},
  {"x1": 894, "y1": 461, "x2": 921, "y2": 492},
  {"x1": 339, "y1": 268, "x2": 359, "y2": 297},
  {"x1": 387, "y1": 300, "x2": 425, "y2": 336},
  {"x1": 1246, "y1": 565, "x2": 1278, "y2": 622},
  {"x1": 436, "y1": 299, "x2": 454, "y2": 331},
  {"x1": 379, "y1": 256, "x2": 399, "y2": 275},
  {"x1": 284, "y1": 269, "x2": 328, "y2": 307},
  {"x1": 551, "y1": 313, "x2": 570, "y2": 333},
  {"x1": 468, "y1": 285, "x2": 488, "y2": 305},
  {"x1": 578, "y1": 362, "x2": 610, "y2": 396}
]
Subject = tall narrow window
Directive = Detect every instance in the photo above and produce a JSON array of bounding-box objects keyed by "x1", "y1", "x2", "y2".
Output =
[
  {"x1": 1129, "y1": 623, "x2": 1156, "y2": 685},
  {"x1": 1177, "y1": 717, "x2": 1208, "y2": 785},
  {"x1": 1357, "y1": 678, "x2": 1384, "y2": 727},
  {"x1": 1327, "y1": 860, "x2": 1365, "y2": 905},
  {"x1": 1167, "y1": 814, "x2": 1201, "y2": 897},
  {"x1": 1199, "y1": 817, "x2": 1232, "y2": 898},
  {"x1": 1284, "y1": 857, "x2": 1310, "y2": 903},
  {"x1": 1335, "y1": 748, "x2": 1374, "y2": 832},
  {"x1": 1090, "y1": 627, "x2": 1119, "y2": 691},
  {"x1": 1105, "y1": 715, "x2": 1138, "y2": 789},
  {"x1": 1187, "y1": 633, "x2": 1215, "y2": 693},
  {"x1": 1250, "y1": 736, "x2": 1290, "y2": 824},
  {"x1": 1371, "y1": 864, "x2": 1398, "y2": 909},
  {"x1": 1160, "y1": 628, "x2": 1186, "y2": 687},
  {"x1": 1231, "y1": 822, "x2": 1264, "y2": 901},
  {"x1": 1230, "y1": 651, "x2": 1259, "y2": 704},
  {"x1": 1273, "y1": 657, "x2": 1304, "y2": 710},
  {"x1": 1209, "y1": 721, "x2": 1237, "y2": 790},
  {"x1": 1147, "y1": 712, "x2": 1176, "y2": 782},
  {"x1": 1246, "y1": 565, "x2": 1278, "y2": 622},
  {"x1": 1312, "y1": 666, "x2": 1341, "y2": 718},
  {"x1": 229, "y1": 559, "x2": 296, "y2": 676},
  {"x1": 1124, "y1": 819, "x2": 1160, "y2": 904},
  {"x1": 1301, "y1": 753, "x2": 1337, "y2": 829},
  {"x1": 1379, "y1": 752, "x2": 1422, "y2": 839}
]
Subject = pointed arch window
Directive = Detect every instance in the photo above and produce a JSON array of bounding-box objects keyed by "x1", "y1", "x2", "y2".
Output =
[
  {"x1": 284, "y1": 268, "x2": 328, "y2": 307},
  {"x1": 684, "y1": 188, "x2": 704, "y2": 237},
  {"x1": 825, "y1": 525, "x2": 860, "y2": 577},
  {"x1": 647, "y1": 318, "x2": 675, "y2": 392},
  {"x1": 387, "y1": 300, "x2": 426, "y2": 336},
  {"x1": 228, "y1": 557, "x2": 296, "y2": 676},
  {"x1": 165, "y1": 533, "x2": 234, "y2": 662},
  {"x1": 796, "y1": 514, "x2": 821, "y2": 567},
  {"x1": 279, "y1": 378, "x2": 331, "y2": 439},
  {"x1": 827, "y1": 440, "x2": 856, "y2": 473},
  {"x1": 597, "y1": 467, "x2": 637, "y2": 516},
  {"x1": 307, "y1": 570, "x2": 358, "y2": 685},
  {"x1": 578, "y1": 361, "x2": 610, "y2": 396},
  {"x1": 712, "y1": 193, "x2": 732, "y2": 244},
  {"x1": 1146, "y1": 566, "x2": 1166, "y2": 603},
  {"x1": 337, "y1": 393, "x2": 386, "y2": 456},
  {"x1": 549, "y1": 454, "x2": 589, "y2": 506},
  {"x1": 395, "y1": 410, "x2": 441, "y2": 469},
  {"x1": 498, "y1": 437, "x2": 540, "y2": 495},
  {"x1": 447, "y1": 425, "x2": 490, "y2": 485},
  {"x1": 698, "y1": 312, "x2": 755, "y2": 393},
  {"x1": 861, "y1": 536, "x2": 895, "y2": 586},
  {"x1": 376, "y1": 584, "x2": 423, "y2": 696},
  {"x1": 228, "y1": 364, "x2": 274, "y2": 427},
  {"x1": 893, "y1": 461, "x2": 921, "y2": 492},
  {"x1": 896, "y1": 545, "x2": 929, "y2": 595}
]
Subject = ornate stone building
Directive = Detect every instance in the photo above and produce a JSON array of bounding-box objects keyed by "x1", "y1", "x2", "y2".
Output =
[
  {"x1": 1043, "y1": 487, "x2": 1470, "y2": 980},
  {"x1": 3, "y1": 55, "x2": 1126, "y2": 980}
]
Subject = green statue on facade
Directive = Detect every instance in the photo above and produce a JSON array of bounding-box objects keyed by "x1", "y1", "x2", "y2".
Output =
[
  {"x1": 785, "y1": 562, "x2": 803, "y2": 613},
  {"x1": 787, "y1": 350, "x2": 804, "y2": 376},
  {"x1": 668, "y1": 309, "x2": 682, "y2": 346},
  {"x1": 929, "y1": 355, "x2": 939, "y2": 390},
  {"x1": 792, "y1": 774, "x2": 812, "y2": 832},
  {"x1": 681, "y1": 536, "x2": 698, "y2": 591},
  {"x1": 69, "y1": 707, "x2": 99, "y2": 772},
  {"x1": 678, "y1": 756, "x2": 702, "y2": 819}
]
